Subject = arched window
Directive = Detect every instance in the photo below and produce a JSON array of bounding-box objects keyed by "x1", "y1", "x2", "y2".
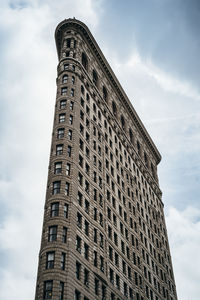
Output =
[
  {"x1": 103, "y1": 86, "x2": 107, "y2": 101},
  {"x1": 93, "y1": 70, "x2": 98, "y2": 86},
  {"x1": 82, "y1": 52, "x2": 88, "y2": 70},
  {"x1": 129, "y1": 129, "x2": 133, "y2": 143},
  {"x1": 121, "y1": 115, "x2": 125, "y2": 130},
  {"x1": 112, "y1": 101, "x2": 117, "y2": 115},
  {"x1": 62, "y1": 75, "x2": 68, "y2": 84}
]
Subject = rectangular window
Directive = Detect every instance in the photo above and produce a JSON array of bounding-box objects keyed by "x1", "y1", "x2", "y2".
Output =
[
  {"x1": 43, "y1": 280, "x2": 53, "y2": 299},
  {"x1": 76, "y1": 236, "x2": 81, "y2": 253},
  {"x1": 61, "y1": 253, "x2": 65, "y2": 270},
  {"x1": 48, "y1": 226, "x2": 57, "y2": 242},
  {"x1": 46, "y1": 252, "x2": 55, "y2": 269},
  {"x1": 60, "y1": 100, "x2": 66, "y2": 109},
  {"x1": 67, "y1": 145, "x2": 72, "y2": 157},
  {"x1": 71, "y1": 88, "x2": 74, "y2": 97},
  {"x1": 65, "y1": 182, "x2": 70, "y2": 195},
  {"x1": 70, "y1": 101, "x2": 74, "y2": 110},
  {"x1": 59, "y1": 113, "x2": 65, "y2": 123},
  {"x1": 51, "y1": 202, "x2": 59, "y2": 217},
  {"x1": 95, "y1": 278, "x2": 99, "y2": 295},
  {"x1": 84, "y1": 268, "x2": 89, "y2": 286},
  {"x1": 94, "y1": 250, "x2": 97, "y2": 266},
  {"x1": 69, "y1": 115, "x2": 73, "y2": 125},
  {"x1": 66, "y1": 163, "x2": 71, "y2": 176},
  {"x1": 68, "y1": 129, "x2": 72, "y2": 140},
  {"x1": 74, "y1": 290, "x2": 81, "y2": 300},
  {"x1": 61, "y1": 87, "x2": 67, "y2": 95},
  {"x1": 59, "y1": 282, "x2": 64, "y2": 300},
  {"x1": 84, "y1": 243, "x2": 89, "y2": 260},
  {"x1": 56, "y1": 145, "x2": 63, "y2": 155},
  {"x1": 54, "y1": 162, "x2": 62, "y2": 174},
  {"x1": 62, "y1": 227, "x2": 67, "y2": 243},
  {"x1": 76, "y1": 261, "x2": 81, "y2": 280},
  {"x1": 53, "y1": 181, "x2": 61, "y2": 195},
  {"x1": 64, "y1": 203, "x2": 68, "y2": 218},
  {"x1": 57, "y1": 128, "x2": 64, "y2": 139}
]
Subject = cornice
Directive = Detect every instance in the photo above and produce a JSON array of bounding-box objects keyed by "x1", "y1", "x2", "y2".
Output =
[{"x1": 55, "y1": 18, "x2": 162, "y2": 165}]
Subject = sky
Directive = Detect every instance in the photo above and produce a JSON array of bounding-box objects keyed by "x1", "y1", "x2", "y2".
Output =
[{"x1": 0, "y1": 0, "x2": 199, "y2": 299}]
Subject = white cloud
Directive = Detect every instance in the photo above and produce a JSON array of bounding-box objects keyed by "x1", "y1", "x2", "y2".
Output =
[
  {"x1": 0, "y1": 1, "x2": 103, "y2": 299},
  {"x1": 166, "y1": 207, "x2": 200, "y2": 300}
]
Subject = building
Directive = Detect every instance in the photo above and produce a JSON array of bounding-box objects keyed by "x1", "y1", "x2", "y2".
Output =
[{"x1": 35, "y1": 18, "x2": 178, "y2": 300}]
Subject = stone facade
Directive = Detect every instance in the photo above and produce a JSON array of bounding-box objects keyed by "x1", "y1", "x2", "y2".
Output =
[{"x1": 35, "y1": 18, "x2": 178, "y2": 300}]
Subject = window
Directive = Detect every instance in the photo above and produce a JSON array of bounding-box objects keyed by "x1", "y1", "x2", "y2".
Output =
[
  {"x1": 95, "y1": 278, "x2": 99, "y2": 295},
  {"x1": 61, "y1": 253, "x2": 66, "y2": 270},
  {"x1": 67, "y1": 145, "x2": 72, "y2": 157},
  {"x1": 57, "y1": 128, "x2": 64, "y2": 139},
  {"x1": 43, "y1": 280, "x2": 53, "y2": 299},
  {"x1": 68, "y1": 129, "x2": 72, "y2": 141},
  {"x1": 64, "y1": 64, "x2": 69, "y2": 70},
  {"x1": 51, "y1": 202, "x2": 59, "y2": 217},
  {"x1": 100, "y1": 256, "x2": 104, "y2": 272},
  {"x1": 54, "y1": 162, "x2": 62, "y2": 174},
  {"x1": 112, "y1": 101, "x2": 117, "y2": 115},
  {"x1": 93, "y1": 250, "x2": 97, "y2": 267},
  {"x1": 70, "y1": 101, "x2": 74, "y2": 110},
  {"x1": 60, "y1": 100, "x2": 66, "y2": 109},
  {"x1": 79, "y1": 139, "x2": 83, "y2": 151},
  {"x1": 76, "y1": 261, "x2": 81, "y2": 279},
  {"x1": 61, "y1": 87, "x2": 67, "y2": 95},
  {"x1": 62, "y1": 227, "x2": 67, "y2": 243},
  {"x1": 69, "y1": 115, "x2": 73, "y2": 125},
  {"x1": 65, "y1": 182, "x2": 70, "y2": 195},
  {"x1": 59, "y1": 113, "x2": 65, "y2": 123},
  {"x1": 72, "y1": 76, "x2": 75, "y2": 84},
  {"x1": 48, "y1": 226, "x2": 57, "y2": 242},
  {"x1": 46, "y1": 252, "x2": 55, "y2": 269},
  {"x1": 116, "y1": 274, "x2": 120, "y2": 290},
  {"x1": 102, "y1": 284, "x2": 106, "y2": 299},
  {"x1": 129, "y1": 128, "x2": 134, "y2": 143},
  {"x1": 84, "y1": 268, "x2": 89, "y2": 286},
  {"x1": 103, "y1": 86, "x2": 107, "y2": 101},
  {"x1": 121, "y1": 115, "x2": 125, "y2": 129},
  {"x1": 53, "y1": 181, "x2": 60, "y2": 194},
  {"x1": 84, "y1": 243, "x2": 89, "y2": 260},
  {"x1": 59, "y1": 282, "x2": 64, "y2": 300},
  {"x1": 74, "y1": 290, "x2": 81, "y2": 300},
  {"x1": 82, "y1": 52, "x2": 88, "y2": 70},
  {"x1": 64, "y1": 203, "x2": 68, "y2": 218},
  {"x1": 110, "y1": 268, "x2": 114, "y2": 283},
  {"x1": 92, "y1": 69, "x2": 98, "y2": 86},
  {"x1": 76, "y1": 235, "x2": 81, "y2": 252},
  {"x1": 56, "y1": 145, "x2": 63, "y2": 155},
  {"x1": 66, "y1": 163, "x2": 71, "y2": 176},
  {"x1": 70, "y1": 88, "x2": 74, "y2": 97},
  {"x1": 62, "y1": 75, "x2": 68, "y2": 84},
  {"x1": 66, "y1": 38, "x2": 71, "y2": 48}
]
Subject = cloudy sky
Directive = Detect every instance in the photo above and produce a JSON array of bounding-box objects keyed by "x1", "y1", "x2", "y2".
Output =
[{"x1": 0, "y1": 0, "x2": 200, "y2": 299}]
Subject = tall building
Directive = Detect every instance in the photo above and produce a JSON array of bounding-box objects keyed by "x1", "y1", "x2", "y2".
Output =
[{"x1": 35, "y1": 18, "x2": 178, "y2": 300}]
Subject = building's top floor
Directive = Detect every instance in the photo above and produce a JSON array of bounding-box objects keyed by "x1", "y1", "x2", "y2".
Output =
[{"x1": 55, "y1": 18, "x2": 162, "y2": 167}]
